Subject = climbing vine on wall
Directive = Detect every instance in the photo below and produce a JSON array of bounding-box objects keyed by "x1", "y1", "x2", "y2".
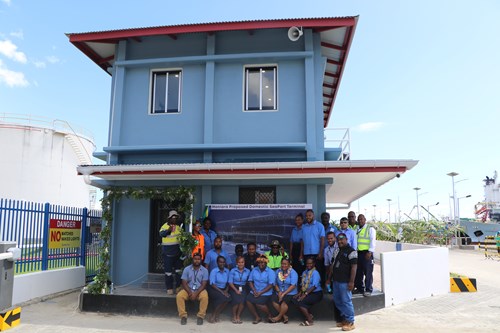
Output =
[{"x1": 87, "y1": 186, "x2": 195, "y2": 294}]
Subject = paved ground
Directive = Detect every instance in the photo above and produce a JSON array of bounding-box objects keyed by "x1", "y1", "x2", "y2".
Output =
[{"x1": 9, "y1": 248, "x2": 500, "y2": 333}]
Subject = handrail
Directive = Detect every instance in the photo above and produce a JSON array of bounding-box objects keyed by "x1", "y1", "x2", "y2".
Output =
[
  {"x1": 0, "y1": 113, "x2": 94, "y2": 142},
  {"x1": 324, "y1": 127, "x2": 350, "y2": 160}
]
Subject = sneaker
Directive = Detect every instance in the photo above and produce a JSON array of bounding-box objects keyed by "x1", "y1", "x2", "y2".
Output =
[
  {"x1": 342, "y1": 322, "x2": 355, "y2": 331},
  {"x1": 181, "y1": 317, "x2": 187, "y2": 325},
  {"x1": 363, "y1": 291, "x2": 372, "y2": 297},
  {"x1": 167, "y1": 289, "x2": 174, "y2": 295},
  {"x1": 197, "y1": 317, "x2": 204, "y2": 325}
]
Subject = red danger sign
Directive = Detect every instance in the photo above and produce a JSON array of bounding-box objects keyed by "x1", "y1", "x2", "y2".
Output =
[{"x1": 48, "y1": 219, "x2": 82, "y2": 249}]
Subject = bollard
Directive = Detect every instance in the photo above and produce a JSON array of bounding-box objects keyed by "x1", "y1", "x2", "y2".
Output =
[{"x1": 0, "y1": 242, "x2": 21, "y2": 331}]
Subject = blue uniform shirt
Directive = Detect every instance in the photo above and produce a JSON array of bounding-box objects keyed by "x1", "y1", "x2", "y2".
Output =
[
  {"x1": 209, "y1": 267, "x2": 230, "y2": 288},
  {"x1": 204, "y1": 249, "x2": 232, "y2": 273},
  {"x1": 302, "y1": 220, "x2": 326, "y2": 255},
  {"x1": 249, "y1": 266, "x2": 275, "y2": 296},
  {"x1": 275, "y1": 268, "x2": 298, "y2": 295},
  {"x1": 300, "y1": 268, "x2": 322, "y2": 293},
  {"x1": 181, "y1": 264, "x2": 209, "y2": 290},
  {"x1": 201, "y1": 229, "x2": 217, "y2": 253},
  {"x1": 290, "y1": 226, "x2": 304, "y2": 243},
  {"x1": 335, "y1": 228, "x2": 357, "y2": 250},
  {"x1": 228, "y1": 267, "x2": 251, "y2": 286}
]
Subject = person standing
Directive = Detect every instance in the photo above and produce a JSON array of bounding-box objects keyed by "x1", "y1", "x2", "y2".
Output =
[
  {"x1": 354, "y1": 214, "x2": 376, "y2": 296},
  {"x1": 159, "y1": 210, "x2": 183, "y2": 295},
  {"x1": 201, "y1": 217, "x2": 217, "y2": 255},
  {"x1": 336, "y1": 217, "x2": 357, "y2": 250},
  {"x1": 321, "y1": 212, "x2": 337, "y2": 235},
  {"x1": 204, "y1": 236, "x2": 232, "y2": 272},
  {"x1": 331, "y1": 233, "x2": 357, "y2": 331},
  {"x1": 289, "y1": 213, "x2": 304, "y2": 278},
  {"x1": 323, "y1": 231, "x2": 337, "y2": 293},
  {"x1": 302, "y1": 209, "x2": 325, "y2": 287},
  {"x1": 301, "y1": 209, "x2": 325, "y2": 262},
  {"x1": 191, "y1": 220, "x2": 205, "y2": 260},
  {"x1": 347, "y1": 211, "x2": 358, "y2": 231},
  {"x1": 176, "y1": 252, "x2": 209, "y2": 326},
  {"x1": 243, "y1": 242, "x2": 259, "y2": 270},
  {"x1": 265, "y1": 240, "x2": 288, "y2": 270}
]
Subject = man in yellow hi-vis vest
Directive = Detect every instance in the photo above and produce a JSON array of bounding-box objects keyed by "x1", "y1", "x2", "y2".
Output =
[
  {"x1": 160, "y1": 210, "x2": 183, "y2": 295},
  {"x1": 354, "y1": 214, "x2": 376, "y2": 297}
]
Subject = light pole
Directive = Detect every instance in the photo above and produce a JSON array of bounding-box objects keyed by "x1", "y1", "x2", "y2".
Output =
[
  {"x1": 457, "y1": 195, "x2": 471, "y2": 224},
  {"x1": 372, "y1": 204, "x2": 377, "y2": 222},
  {"x1": 447, "y1": 172, "x2": 459, "y2": 224},
  {"x1": 427, "y1": 202, "x2": 439, "y2": 221},
  {"x1": 413, "y1": 187, "x2": 421, "y2": 220},
  {"x1": 387, "y1": 199, "x2": 392, "y2": 223}
]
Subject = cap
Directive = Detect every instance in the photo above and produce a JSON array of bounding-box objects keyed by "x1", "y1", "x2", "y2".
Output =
[
  {"x1": 270, "y1": 240, "x2": 280, "y2": 247},
  {"x1": 168, "y1": 210, "x2": 179, "y2": 219}
]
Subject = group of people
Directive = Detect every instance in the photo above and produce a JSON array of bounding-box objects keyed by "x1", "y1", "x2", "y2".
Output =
[{"x1": 159, "y1": 209, "x2": 376, "y2": 331}]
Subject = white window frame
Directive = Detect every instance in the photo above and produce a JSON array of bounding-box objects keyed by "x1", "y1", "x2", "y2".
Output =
[
  {"x1": 243, "y1": 65, "x2": 278, "y2": 112},
  {"x1": 149, "y1": 68, "x2": 182, "y2": 115}
]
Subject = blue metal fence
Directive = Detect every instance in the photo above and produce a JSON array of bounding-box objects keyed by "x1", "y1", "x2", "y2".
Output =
[{"x1": 0, "y1": 198, "x2": 102, "y2": 282}]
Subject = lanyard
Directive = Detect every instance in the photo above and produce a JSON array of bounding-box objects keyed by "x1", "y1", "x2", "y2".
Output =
[{"x1": 237, "y1": 269, "x2": 244, "y2": 282}]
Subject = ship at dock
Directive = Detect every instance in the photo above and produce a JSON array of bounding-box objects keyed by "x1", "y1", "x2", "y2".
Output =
[{"x1": 460, "y1": 171, "x2": 500, "y2": 243}]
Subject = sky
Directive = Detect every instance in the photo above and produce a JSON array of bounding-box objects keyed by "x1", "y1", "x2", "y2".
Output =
[{"x1": 1, "y1": 0, "x2": 499, "y2": 222}]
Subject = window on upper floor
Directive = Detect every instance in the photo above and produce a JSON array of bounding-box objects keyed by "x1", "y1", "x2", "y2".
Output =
[
  {"x1": 244, "y1": 66, "x2": 277, "y2": 111},
  {"x1": 150, "y1": 70, "x2": 182, "y2": 114},
  {"x1": 239, "y1": 186, "x2": 276, "y2": 204}
]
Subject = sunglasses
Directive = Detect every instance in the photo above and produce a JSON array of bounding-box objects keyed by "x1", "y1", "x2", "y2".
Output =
[
  {"x1": 337, "y1": 235, "x2": 346, "y2": 239},
  {"x1": 340, "y1": 221, "x2": 348, "y2": 224}
]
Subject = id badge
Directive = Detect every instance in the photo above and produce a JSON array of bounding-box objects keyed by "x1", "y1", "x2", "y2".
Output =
[
  {"x1": 192, "y1": 284, "x2": 198, "y2": 290},
  {"x1": 238, "y1": 286, "x2": 243, "y2": 292},
  {"x1": 335, "y1": 261, "x2": 340, "y2": 268}
]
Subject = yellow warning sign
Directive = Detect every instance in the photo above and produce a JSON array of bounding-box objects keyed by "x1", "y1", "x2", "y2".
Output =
[
  {"x1": 0, "y1": 307, "x2": 21, "y2": 331},
  {"x1": 450, "y1": 277, "x2": 477, "y2": 292}
]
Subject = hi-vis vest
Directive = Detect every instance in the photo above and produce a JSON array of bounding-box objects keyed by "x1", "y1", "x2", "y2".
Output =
[
  {"x1": 357, "y1": 225, "x2": 371, "y2": 251},
  {"x1": 160, "y1": 223, "x2": 181, "y2": 245}
]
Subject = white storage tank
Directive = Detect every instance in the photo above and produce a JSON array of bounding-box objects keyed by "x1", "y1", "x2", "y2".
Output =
[{"x1": 0, "y1": 113, "x2": 97, "y2": 208}]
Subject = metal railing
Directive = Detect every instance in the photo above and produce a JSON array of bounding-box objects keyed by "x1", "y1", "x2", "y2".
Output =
[
  {"x1": 324, "y1": 127, "x2": 351, "y2": 160},
  {"x1": 0, "y1": 198, "x2": 102, "y2": 282}
]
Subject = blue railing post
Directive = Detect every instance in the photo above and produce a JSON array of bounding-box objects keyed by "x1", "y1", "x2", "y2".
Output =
[
  {"x1": 80, "y1": 208, "x2": 88, "y2": 267},
  {"x1": 41, "y1": 202, "x2": 50, "y2": 271}
]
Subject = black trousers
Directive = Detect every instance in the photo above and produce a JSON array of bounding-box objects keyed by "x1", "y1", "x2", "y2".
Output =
[{"x1": 354, "y1": 250, "x2": 373, "y2": 293}]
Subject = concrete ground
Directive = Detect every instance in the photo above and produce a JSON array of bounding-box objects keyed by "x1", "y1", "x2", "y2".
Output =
[{"x1": 9, "y1": 248, "x2": 500, "y2": 333}]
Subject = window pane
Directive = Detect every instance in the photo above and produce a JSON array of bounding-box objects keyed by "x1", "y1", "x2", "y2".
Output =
[
  {"x1": 246, "y1": 69, "x2": 260, "y2": 110},
  {"x1": 153, "y1": 73, "x2": 166, "y2": 113},
  {"x1": 167, "y1": 72, "x2": 180, "y2": 113},
  {"x1": 261, "y1": 68, "x2": 275, "y2": 110}
]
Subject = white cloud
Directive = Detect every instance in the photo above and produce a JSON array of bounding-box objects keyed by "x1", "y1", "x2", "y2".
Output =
[
  {"x1": 10, "y1": 30, "x2": 23, "y2": 39},
  {"x1": 46, "y1": 55, "x2": 60, "y2": 64},
  {"x1": 355, "y1": 122, "x2": 384, "y2": 132},
  {"x1": 0, "y1": 39, "x2": 27, "y2": 63},
  {"x1": 32, "y1": 60, "x2": 46, "y2": 68},
  {"x1": 1, "y1": 0, "x2": 12, "y2": 6},
  {"x1": 0, "y1": 59, "x2": 29, "y2": 87}
]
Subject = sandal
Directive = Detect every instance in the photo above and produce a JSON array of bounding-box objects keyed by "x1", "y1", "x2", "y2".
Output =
[
  {"x1": 269, "y1": 317, "x2": 279, "y2": 323},
  {"x1": 232, "y1": 319, "x2": 239, "y2": 324},
  {"x1": 283, "y1": 315, "x2": 289, "y2": 324},
  {"x1": 299, "y1": 320, "x2": 313, "y2": 326},
  {"x1": 252, "y1": 318, "x2": 262, "y2": 324}
]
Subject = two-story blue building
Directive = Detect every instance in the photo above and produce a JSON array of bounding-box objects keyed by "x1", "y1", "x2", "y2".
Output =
[{"x1": 69, "y1": 18, "x2": 417, "y2": 285}]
